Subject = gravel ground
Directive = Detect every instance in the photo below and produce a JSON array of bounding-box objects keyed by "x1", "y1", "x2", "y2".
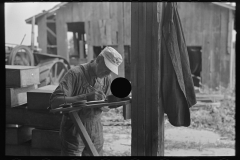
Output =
[{"x1": 102, "y1": 126, "x2": 235, "y2": 156}]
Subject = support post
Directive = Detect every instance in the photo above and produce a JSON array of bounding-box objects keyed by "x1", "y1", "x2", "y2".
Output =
[
  {"x1": 31, "y1": 16, "x2": 35, "y2": 51},
  {"x1": 131, "y1": 2, "x2": 163, "y2": 156}
]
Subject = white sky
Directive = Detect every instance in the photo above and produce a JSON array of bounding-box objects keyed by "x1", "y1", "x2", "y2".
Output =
[
  {"x1": 4, "y1": 2, "x2": 60, "y2": 46},
  {"x1": 5, "y1": 2, "x2": 236, "y2": 47}
]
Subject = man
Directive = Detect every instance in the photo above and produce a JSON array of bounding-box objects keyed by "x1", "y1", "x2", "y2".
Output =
[{"x1": 50, "y1": 46, "x2": 123, "y2": 156}]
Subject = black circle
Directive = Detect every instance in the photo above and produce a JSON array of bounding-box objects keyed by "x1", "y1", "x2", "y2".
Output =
[{"x1": 110, "y1": 77, "x2": 131, "y2": 98}]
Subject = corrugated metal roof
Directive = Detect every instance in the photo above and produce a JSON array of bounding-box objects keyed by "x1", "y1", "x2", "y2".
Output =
[{"x1": 25, "y1": 2, "x2": 68, "y2": 25}]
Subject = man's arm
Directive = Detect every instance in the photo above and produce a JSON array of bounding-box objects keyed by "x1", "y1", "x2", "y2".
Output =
[
  {"x1": 50, "y1": 94, "x2": 87, "y2": 109},
  {"x1": 50, "y1": 91, "x2": 105, "y2": 109}
]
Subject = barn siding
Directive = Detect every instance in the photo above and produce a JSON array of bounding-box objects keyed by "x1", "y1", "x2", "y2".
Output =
[
  {"x1": 56, "y1": 6, "x2": 68, "y2": 61},
  {"x1": 37, "y1": 2, "x2": 233, "y2": 89},
  {"x1": 37, "y1": 15, "x2": 47, "y2": 53},
  {"x1": 178, "y1": 2, "x2": 231, "y2": 89}
]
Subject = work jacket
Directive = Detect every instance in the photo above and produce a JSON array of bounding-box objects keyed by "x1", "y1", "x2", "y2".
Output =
[{"x1": 161, "y1": 2, "x2": 197, "y2": 127}]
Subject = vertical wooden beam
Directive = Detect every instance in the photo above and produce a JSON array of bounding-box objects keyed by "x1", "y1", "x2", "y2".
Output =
[
  {"x1": 228, "y1": 10, "x2": 234, "y2": 89},
  {"x1": 131, "y1": 2, "x2": 162, "y2": 156},
  {"x1": 69, "y1": 112, "x2": 99, "y2": 156},
  {"x1": 117, "y1": 2, "x2": 125, "y2": 78},
  {"x1": 56, "y1": 8, "x2": 69, "y2": 62},
  {"x1": 37, "y1": 15, "x2": 47, "y2": 53},
  {"x1": 157, "y1": 2, "x2": 164, "y2": 156},
  {"x1": 131, "y1": 2, "x2": 139, "y2": 156},
  {"x1": 31, "y1": 16, "x2": 35, "y2": 51}
]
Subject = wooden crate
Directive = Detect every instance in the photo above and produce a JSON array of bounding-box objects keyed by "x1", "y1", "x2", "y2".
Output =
[
  {"x1": 5, "y1": 140, "x2": 31, "y2": 156},
  {"x1": 6, "y1": 65, "x2": 40, "y2": 88},
  {"x1": 5, "y1": 124, "x2": 34, "y2": 145},
  {"x1": 6, "y1": 85, "x2": 37, "y2": 108},
  {"x1": 6, "y1": 107, "x2": 62, "y2": 130},
  {"x1": 27, "y1": 85, "x2": 58, "y2": 110},
  {"x1": 30, "y1": 148, "x2": 61, "y2": 156},
  {"x1": 32, "y1": 129, "x2": 61, "y2": 150}
]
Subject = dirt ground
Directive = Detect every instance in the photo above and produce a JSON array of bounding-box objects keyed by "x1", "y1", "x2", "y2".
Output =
[{"x1": 102, "y1": 126, "x2": 235, "y2": 156}]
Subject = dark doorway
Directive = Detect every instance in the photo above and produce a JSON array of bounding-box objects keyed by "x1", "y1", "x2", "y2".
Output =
[
  {"x1": 93, "y1": 46, "x2": 106, "y2": 59},
  {"x1": 67, "y1": 22, "x2": 86, "y2": 60},
  {"x1": 187, "y1": 46, "x2": 202, "y2": 87}
]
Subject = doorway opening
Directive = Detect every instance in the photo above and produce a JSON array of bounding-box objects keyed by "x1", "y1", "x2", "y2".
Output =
[
  {"x1": 67, "y1": 22, "x2": 87, "y2": 65},
  {"x1": 187, "y1": 46, "x2": 202, "y2": 87}
]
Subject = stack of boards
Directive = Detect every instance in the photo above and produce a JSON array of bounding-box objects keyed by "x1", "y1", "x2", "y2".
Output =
[{"x1": 6, "y1": 65, "x2": 62, "y2": 156}]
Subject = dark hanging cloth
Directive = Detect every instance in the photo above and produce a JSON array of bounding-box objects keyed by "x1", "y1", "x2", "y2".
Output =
[{"x1": 161, "y1": 2, "x2": 197, "y2": 127}]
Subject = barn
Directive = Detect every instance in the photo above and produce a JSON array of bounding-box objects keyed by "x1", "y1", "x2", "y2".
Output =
[{"x1": 25, "y1": 2, "x2": 235, "y2": 90}]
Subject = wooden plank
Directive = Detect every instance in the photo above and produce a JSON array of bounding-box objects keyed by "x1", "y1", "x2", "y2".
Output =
[
  {"x1": 30, "y1": 148, "x2": 60, "y2": 156},
  {"x1": 110, "y1": 2, "x2": 118, "y2": 45},
  {"x1": 56, "y1": 8, "x2": 69, "y2": 62},
  {"x1": 79, "y1": 40, "x2": 84, "y2": 59},
  {"x1": 99, "y1": 19, "x2": 107, "y2": 45},
  {"x1": 31, "y1": 129, "x2": 60, "y2": 150},
  {"x1": 131, "y1": 2, "x2": 139, "y2": 155},
  {"x1": 37, "y1": 15, "x2": 47, "y2": 53},
  {"x1": 87, "y1": 45, "x2": 94, "y2": 62},
  {"x1": 63, "y1": 3, "x2": 73, "y2": 23},
  {"x1": 46, "y1": 19, "x2": 56, "y2": 23},
  {"x1": 102, "y1": 2, "x2": 110, "y2": 19},
  {"x1": 220, "y1": 7, "x2": 230, "y2": 88},
  {"x1": 124, "y1": 2, "x2": 131, "y2": 45},
  {"x1": 136, "y1": 2, "x2": 146, "y2": 155},
  {"x1": 31, "y1": 16, "x2": 35, "y2": 50},
  {"x1": 117, "y1": 2, "x2": 125, "y2": 77},
  {"x1": 6, "y1": 106, "x2": 62, "y2": 130},
  {"x1": 145, "y1": 2, "x2": 152, "y2": 155},
  {"x1": 92, "y1": 20, "x2": 101, "y2": 46},
  {"x1": 201, "y1": 4, "x2": 212, "y2": 88},
  {"x1": 156, "y1": 2, "x2": 164, "y2": 156},
  {"x1": 47, "y1": 26, "x2": 56, "y2": 37},
  {"x1": 27, "y1": 85, "x2": 58, "y2": 110},
  {"x1": 5, "y1": 141, "x2": 31, "y2": 156},
  {"x1": 83, "y1": 2, "x2": 93, "y2": 21},
  {"x1": 123, "y1": 103, "x2": 131, "y2": 120},
  {"x1": 229, "y1": 10, "x2": 234, "y2": 89},
  {"x1": 6, "y1": 65, "x2": 40, "y2": 88},
  {"x1": 72, "y1": 2, "x2": 82, "y2": 22},
  {"x1": 106, "y1": 19, "x2": 112, "y2": 45},
  {"x1": 212, "y1": 6, "x2": 221, "y2": 89},
  {"x1": 6, "y1": 85, "x2": 37, "y2": 108},
  {"x1": 84, "y1": 21, "x2": 92, "y2": 46},
  {"x1": 69, "y1": 112, "x2": 99, "y2": 156},
  {"x1": 131, "y1": 2, "x2": 161, "y2": 156},
  {"x1": 92, "y1": 2, "x2": 100, "y2": 20},
  {"x1": 6, "y1": 125, "x2": 34, "y2": 145}
]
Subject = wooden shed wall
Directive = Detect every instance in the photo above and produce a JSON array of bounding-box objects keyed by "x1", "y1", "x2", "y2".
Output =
[
  {"x1": 177, "y1": 2, "x2": 232, "y2": 89},
  {"x1": 37, "y1": 15, "x2": 47, "y2": 54},
  {"x1": 55, "y1": 2, "x2": 131, "y2": 63}
]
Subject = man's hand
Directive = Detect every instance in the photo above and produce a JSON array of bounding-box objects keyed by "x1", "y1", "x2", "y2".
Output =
[
  {"x1": 101, "y1": 106, "x2": 110, "y2": 112},
  {"x1": 86, "y1": 91, "x2": 106, "y2": 101}
]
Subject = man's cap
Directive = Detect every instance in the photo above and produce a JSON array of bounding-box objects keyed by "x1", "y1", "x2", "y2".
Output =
[{"x1": 99, "y1": 47, "x2": 123, "y2": 75}]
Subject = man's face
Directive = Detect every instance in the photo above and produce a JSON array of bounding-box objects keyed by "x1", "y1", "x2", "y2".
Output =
[{"x1": 95, "y1": 57, "x2": 112, "y2": 78}]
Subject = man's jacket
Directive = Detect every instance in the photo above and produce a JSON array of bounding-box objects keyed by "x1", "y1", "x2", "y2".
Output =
[{"x1": 161, "y1": 2, "x2": 197, "y2": 127}]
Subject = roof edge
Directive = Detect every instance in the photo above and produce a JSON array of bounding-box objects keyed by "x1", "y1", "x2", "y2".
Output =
[
  {"x1": 25, "y1": 2, "x2": 68, "y2": 25},
  {"x1": 212, "y1": 2, "x2": 235, "y2": 10}
]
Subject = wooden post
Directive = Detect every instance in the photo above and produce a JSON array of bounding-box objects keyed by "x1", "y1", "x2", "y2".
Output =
[
  {"x1": 131, "y1": 2, "x2": 163, "y2": 156},
  {"x1": 68, "y1": 112, "x2": 99, "y2": 156},
  {"x1": 117, "y1": 2, "x2": 125, "y2": 78},
  {"x1": 228, "y1": 10, "x2": 234, "y2": 89},
  {"x1": 31, "y1": 16, "x2": 35, "y2": 51}
]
